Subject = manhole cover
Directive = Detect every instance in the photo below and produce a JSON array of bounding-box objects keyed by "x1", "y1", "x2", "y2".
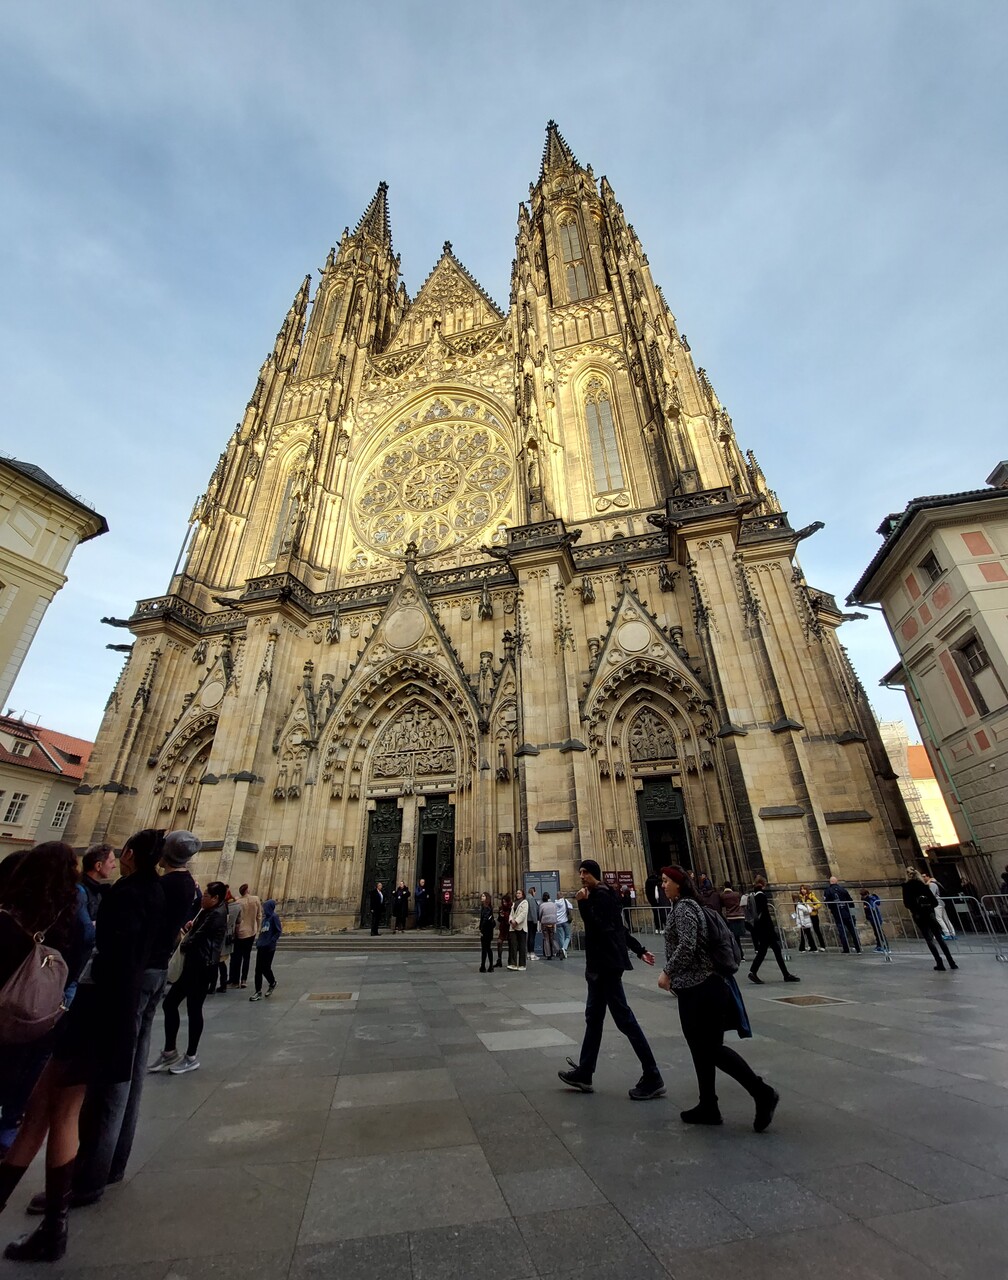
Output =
[
  {"x1": 774, "y1": 994, "x2": 848, "y2": 1006},
  {"x1": 307, "y1": 992, "x2": 354, "y2": 1001}
]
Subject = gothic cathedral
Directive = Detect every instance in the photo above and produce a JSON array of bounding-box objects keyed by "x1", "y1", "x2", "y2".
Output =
[{"x1": 73, "y1": 124, "x2": 915, "y2": 924}]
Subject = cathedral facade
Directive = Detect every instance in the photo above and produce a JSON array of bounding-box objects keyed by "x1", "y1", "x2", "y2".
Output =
[{"x1": 71, "y1": 125, "x2": 916, "y2": 924}]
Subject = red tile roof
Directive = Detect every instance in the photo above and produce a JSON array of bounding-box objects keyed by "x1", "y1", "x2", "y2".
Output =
[{"x1": 0, "y1": 717, "x2": 93, "y2": 781}]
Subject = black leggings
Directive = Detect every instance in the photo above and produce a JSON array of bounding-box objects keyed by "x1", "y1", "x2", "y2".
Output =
[
  {"x1": 480, "y1": 934, "x2": 494, "y2": 969},
  {"x1": 162, "y1": 963, "x2": 211, "y2": 1057},
  {"x1": 678, "y1": 976, "x2": 763, "y2": 1107},
  {"x1": 254, "y1": 946, "x2": 277, "y2": 993},
  {"x1": 916, "y1": 914, "x2": 955, "y2": 966}
]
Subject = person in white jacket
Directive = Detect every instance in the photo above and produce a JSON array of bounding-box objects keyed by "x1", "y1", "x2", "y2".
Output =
[
  {"x1": 924, "y1": 875, "x2": 956, "y2": 939},
  {"x1": 507, "y1": 890, "x2": 529, "y2": 970},
  {"x1": 792, "y1": 896, "x2": 819, "y2": 952}
]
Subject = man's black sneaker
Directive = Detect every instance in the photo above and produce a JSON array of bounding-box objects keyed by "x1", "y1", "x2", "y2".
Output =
[
  {"x1": 680, "y1": 1104, "x2": 723, "y2": 1125},
  {"x1": 783, "y1": 974, "x2": 801, "y2": 983},
  {"x1": 747, "y1": 971, "x2": 763, "y2": 984},
  {"x1": 628, "y1": 1075, "x2": 666, "y2": 1101},
  {"x1": 753, "y1": 1086, "x2": 780, "y2": 1133},
  {"x1": 558, "y1": 1057, "x2": 593, "y2": 1093}
]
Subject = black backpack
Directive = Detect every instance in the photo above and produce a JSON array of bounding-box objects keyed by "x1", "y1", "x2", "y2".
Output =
[{"x1": 699, "y1": 905, "x2": 742, "y2": 976}]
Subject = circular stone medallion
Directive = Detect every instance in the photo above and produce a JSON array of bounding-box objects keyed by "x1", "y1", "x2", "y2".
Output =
[
  {"x1": 200, "y1": 680, "x2": 225, "y2": 709},
  {"x1": 385, "y1": 607, "x2": 426, "y2": 650},
  {"x1": 617, "y1": 621, "x2": 651, "y2": 654}
]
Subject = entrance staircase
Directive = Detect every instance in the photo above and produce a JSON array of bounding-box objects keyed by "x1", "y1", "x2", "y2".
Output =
[{"x1": 279, "y1": 930, "x2": 474, "y2": 955}]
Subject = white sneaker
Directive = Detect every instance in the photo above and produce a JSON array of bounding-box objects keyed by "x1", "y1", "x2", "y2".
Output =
[
  {"x1": 169, "y1": 1055, "x2": 200, "y2": 1075},
  {"x1": 148, "y1": 1050, "x2": 180, "y2": 1073},
  {"x1": 506, "y1": 964, "x2": 518, "y2": 970}
]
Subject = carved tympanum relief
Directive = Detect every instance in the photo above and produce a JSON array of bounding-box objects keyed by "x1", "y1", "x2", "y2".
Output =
[{"x1": 370, "y1": 705, "x2": 457, "y2": 783}]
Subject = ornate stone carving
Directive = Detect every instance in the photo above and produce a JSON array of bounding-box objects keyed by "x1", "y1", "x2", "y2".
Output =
[{"x1": 370, "y1": 706, "x2": 457, "y2": 784}]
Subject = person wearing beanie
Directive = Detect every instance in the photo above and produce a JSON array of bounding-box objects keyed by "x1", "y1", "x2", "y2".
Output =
[{"x1": 558, "y1": 859, "x2": 665, "y2": 1101}]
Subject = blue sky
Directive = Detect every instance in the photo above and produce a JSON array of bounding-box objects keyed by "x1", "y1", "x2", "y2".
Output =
[{"x1": 2, "y1": 1, "x2": 1005, "y2": 740}]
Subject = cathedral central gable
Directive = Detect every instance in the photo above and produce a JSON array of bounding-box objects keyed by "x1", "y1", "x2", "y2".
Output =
[{"x1": 386, "y1": 249, "x2": 504, "y2": 352}]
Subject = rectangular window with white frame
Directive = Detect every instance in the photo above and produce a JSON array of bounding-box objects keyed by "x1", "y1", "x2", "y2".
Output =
[
  {"x1": 4, "y1": 792, "x2": 29, "y2": 824},
  {"x1": 51, "y1": 800, "x2": 73, "y2": 830}
]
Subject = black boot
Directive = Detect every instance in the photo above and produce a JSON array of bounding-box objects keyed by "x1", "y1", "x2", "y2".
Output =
[
  {"x1": 4, "y1": 1161, "x2": 73, "y2": 1261},
  {"x1": 0, "y1": 1161, "x2": 29, "y2": 1212}
]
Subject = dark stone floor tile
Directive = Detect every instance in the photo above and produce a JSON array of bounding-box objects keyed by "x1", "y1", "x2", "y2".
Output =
[
  {"x1": 803, "y1": 1162, "x2": 938, "y2": 1218},
  {"x1": 289, "y1": 1235, "x2": 412, "y2": 1280},
  {"x1": 320, "y1": 1097, "x2": 476, "y2": 1158},
  {"x1": 870, "y1": 1147, "x2": 1008, "y2": 1204},
  {"x1": 409, "y1": 1219, "x2": 536, "y2": 1280},
  {"x1": 710, "y1": 1174, "x2": 846, "y2": 1233},
  {"x1": 514, "y1": 1205, "x2": 657, "y2": 1273},
  {"x1": 867, "y1": 1193, "x2": 1008, "y2": 1279},
  {"x1": 496, "y1": 1163, "x2": 605, "y2": 1215}
]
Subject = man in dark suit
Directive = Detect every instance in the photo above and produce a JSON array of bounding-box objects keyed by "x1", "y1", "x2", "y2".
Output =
[
  {"x1": 558, "y1": 860, "x2": 665, "y2": 1101},
  {"x1": 369, "y1": 882, "x2": 385, "y2": 936}
]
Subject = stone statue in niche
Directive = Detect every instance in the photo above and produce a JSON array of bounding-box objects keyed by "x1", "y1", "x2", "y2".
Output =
[{"x1": 658, "y1": 563, "x2": 678, "y2": 592}]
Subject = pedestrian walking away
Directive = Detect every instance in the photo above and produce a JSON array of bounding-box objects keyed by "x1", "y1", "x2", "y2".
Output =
[
  {"x1": 478, "y1": 893, "x2": 495, "y2": 973},
  {"x1": 554, "y1": 893, "x2": 573, "y2": 958},
  {"x1": 228, "y1": 883, "x2": 261, "y2": 989},
  {"x1": 539, "y1": 892, "x2": 557, "y2": 958},
  {"x1": 747, "y1": 876, "x2": 800, "y2": 984},
  {"x1": 558, "y1": 859, "x2": 665, "y2": 1101},
  {"x1": 720, "y1": 882, "x2": 746, "y2": 960},
  {"x1": 824, "y1": 877, "x2": 862, "y2": 953},
  {"x1": 249, "y1": 898, "x2": 283, "y2": 999},
  {"x1": 859, "y1": 888, "x2": 888, "y2": 951},
  {"x1": 902, "y1": 870, "x2": 957, "y2": 971},
  {"x1": 658, "y1": 866, "x2": 779, "y2": 1130},
  {"x1": 151, "y1": 880, "x2": 227, "y2": 1075}
]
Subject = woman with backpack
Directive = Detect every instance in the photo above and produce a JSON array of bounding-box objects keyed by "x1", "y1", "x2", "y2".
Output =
[
  {"x1": 249, "y1": 899, "x2": 282, "y2": 1000},
  {"x1": 149, "y1": 880, "x2": 228, "y2": 1075},
  {"x1": 657, "y1": 865, "x2": 779, "y2": 1132}
]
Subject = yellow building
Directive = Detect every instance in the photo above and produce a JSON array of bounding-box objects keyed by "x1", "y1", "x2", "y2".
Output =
[
  {"x1": 0, "y1": 458, "x2": 107, "y2": 708},
  {"x1": 71, "y1": 124, "x2": 915, "y2": 924}
]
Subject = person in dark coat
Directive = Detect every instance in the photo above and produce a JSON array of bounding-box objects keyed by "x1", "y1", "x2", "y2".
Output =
[
  {"x1": 249, "y1": 898, "x2": 282, "y2": 999},
  {"x1": 659, "y1": 866, "x2": 778, "y2": 1130},
  {"x1": 495, "y1": 894, "x2": 511, "y2": 969},
  {"x1": 414, "y1": 879, "x2": 428, "y2": 929},
  {"x1": 0, "y1": 832, "x2": 165, "y2": 1262},
  {"x1": 478, "y1": 893, "x2": 495, "y2": 973},
  {"x1": 747, "y1": 876, "x2": 800, "y2": 984},
  {"x1": 823, "y1": 877, "x2": 862, "y2": 953},
  {"x1": 902, "y1": 869, "x2": 958, "y2": 971},
  {"x1": 150, "y1": 881, "x2": 226, "y2": 1075},
  {"x1": 369, "y1": 882, "x2": 385, "y2": 936},
  {"x1": 558, "y1": 860, "x2": 665, "y2": 1100},
  {"x1": 392, "y1": 882, "x2": 410, "y2": 933}
]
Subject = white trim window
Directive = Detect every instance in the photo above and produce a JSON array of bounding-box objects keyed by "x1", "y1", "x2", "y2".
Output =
[
  {"x1": 4, "y1": 792, "x2": 29, "y2": 824},
  {"x1": 51, "y1": 800, "x2": 73, "y2": 830}
]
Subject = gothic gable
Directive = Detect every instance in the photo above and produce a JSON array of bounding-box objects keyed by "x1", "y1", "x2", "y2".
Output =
[{"x1": 386, "y1": 248, "x2": 504, "y2": 352}]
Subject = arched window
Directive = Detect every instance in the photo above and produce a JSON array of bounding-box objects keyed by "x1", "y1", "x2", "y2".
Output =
[
  {"x1": 584, "y1": 378, "x2": 624, "y2": 492},
  {"x1": 559, "y1": 217, "x2": 590, "y2": 301}
]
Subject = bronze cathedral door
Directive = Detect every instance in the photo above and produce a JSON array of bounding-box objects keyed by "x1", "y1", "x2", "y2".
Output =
[
  {"x1": 360, "y1": 799, "x2": 403, "y2": 927},
  {"x1": 636, "y1": 778, "x2": 693, "y2": 874}
]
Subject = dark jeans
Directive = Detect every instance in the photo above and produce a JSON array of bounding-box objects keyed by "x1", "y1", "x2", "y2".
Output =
[
  {"x1": 865, "y1": 911, "x2": 887, "y2": 949},
  {"x1": 678, "y1": 975, "x2": 764, "y2": 1107},
  {"x1": 798, "y1": 927, "x2": 818, "y2": 952},
  {"x1": 479, "y1": 934, "x2": 494, "y2": 969},
  {"x1": 578, "y1": 972, "x2": 659, "y2": 1078},
  {"x1": 917, "y1": 914, "x2": 955, "y2": 966},
  {"x1": 727, "y1": 918, "x2": 746, "y2": 958},
  {"x1": 229, "y1": 936, "x2": 254, "y2": 985},
  {"x1": 74, "y1": 967, "x2": 167, "y2": 1197},
  {"x1": 371, "y1": 910, "x2": 383, "y2": 936},
  {"x1": 162, "y1": 961, "x2": 211, "y2": 1057},
  {"x1": 254, "y1": 946, "x2": 277, "y2": 993},
  {"x1": 750, "y1": 930, "x2": 790, "y2": 978},
  {"x1": 527, "y1": 923, "x2": 538, "y2": 956},
  {"x1": 830, "y1": 908, "x2": 861, "y2": 952},
  {"x1": 208, "y1": 960, "x2": 228, "y2": 994},
  {"x1": 809, "y1": 914, "x2": 827, "y2": 948}
]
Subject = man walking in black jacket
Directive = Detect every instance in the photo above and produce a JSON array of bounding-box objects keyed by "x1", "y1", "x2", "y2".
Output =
[{"x1": 558, "y1": 860, "x2": 665, "y2": 1100}]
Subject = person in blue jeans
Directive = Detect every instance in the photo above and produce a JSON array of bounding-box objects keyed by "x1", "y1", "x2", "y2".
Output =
[{"x1": 249, "y1": 900, "x2": 282, "y2": 1000}]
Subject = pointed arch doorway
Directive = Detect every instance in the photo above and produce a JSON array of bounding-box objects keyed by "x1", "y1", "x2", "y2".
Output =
[
  {"x1": 636, "y1": 778, "x2": 692, "y2": 874},
  {"x1": 359, "y1": 800, "x2": 402, "y2": 927},
  {"x1": 417, "y1": 795, "x2": 455, "y2": 924}
]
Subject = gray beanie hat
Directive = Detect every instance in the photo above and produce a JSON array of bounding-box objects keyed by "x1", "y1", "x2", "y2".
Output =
[{"x1": 161, "y1": 830, "x2": 201, "y2": 868}]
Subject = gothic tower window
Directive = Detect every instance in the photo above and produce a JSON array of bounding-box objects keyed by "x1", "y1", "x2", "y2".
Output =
[
  {"x1": 583, "y1": 377, "x2": 624, "y2": 493},
  {"x1": 312, "y1": 289, "x2": 343, "y2": 375},
  {"x1": 558, "y1": 216, "x2": 590, "y2": 301}
]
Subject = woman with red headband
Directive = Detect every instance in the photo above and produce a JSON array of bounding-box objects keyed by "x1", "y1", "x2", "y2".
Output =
[{"x1": 657, "y1": 865, "x2": 779, "y2": 1131}]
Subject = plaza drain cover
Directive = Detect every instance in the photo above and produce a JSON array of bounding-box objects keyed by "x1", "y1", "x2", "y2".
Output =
[
  {"x1": 774, "y1": 994, "x2": 848, "y2": 1006},
  {"x1": 306, "y1": 992, "x2": 354, "y2": 1001}
]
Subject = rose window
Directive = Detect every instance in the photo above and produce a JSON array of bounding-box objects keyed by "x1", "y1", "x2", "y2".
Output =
[{"x1": 353, "y1": 399, "x2": 514, "y2": 561}]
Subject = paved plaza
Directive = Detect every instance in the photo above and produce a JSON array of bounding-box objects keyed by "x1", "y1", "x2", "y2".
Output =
[{"x1": 1, "y1": 941, "x2": 1006, "y2": 1279}]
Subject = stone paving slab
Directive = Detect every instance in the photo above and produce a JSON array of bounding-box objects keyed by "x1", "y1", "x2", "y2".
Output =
[{"x1": 0, "y1": 946, "x2": 1006, "y2": 1277}]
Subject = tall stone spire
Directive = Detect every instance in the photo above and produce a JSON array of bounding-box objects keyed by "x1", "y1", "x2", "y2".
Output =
[
  {"x1": 539, "y1": 120, "x2": 579, "y2": 180},
  {"x1": 352, "y1": 181, "x2": 392, "y2": 250}
]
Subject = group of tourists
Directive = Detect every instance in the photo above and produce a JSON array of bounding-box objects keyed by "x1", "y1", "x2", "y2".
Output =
[
  {"x1": 473, "y1": 886, "x2": 576, "y2": 972},
  {"x1": 0, "y1": 833, "x2": 279, "y2": 1263},
  {"x1": 368, "y1": 877, "x2": 451, "y2": 933}
]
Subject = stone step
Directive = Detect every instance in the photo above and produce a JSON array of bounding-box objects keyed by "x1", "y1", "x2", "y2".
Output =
[{"x1": 279, "y1": 932, "x2": 475, "y2": 953}]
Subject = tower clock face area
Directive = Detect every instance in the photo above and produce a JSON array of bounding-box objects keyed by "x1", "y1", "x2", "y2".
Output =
[{"x1": 351, "y1": 394, "x2": 514, "y2": 564}]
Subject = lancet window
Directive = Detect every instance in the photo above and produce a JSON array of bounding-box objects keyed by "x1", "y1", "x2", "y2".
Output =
[
  {"x1": 583, "y1": 377, "x2": 624, "y2": 492},
  {"x1": 559, "y1": 217, "x2": 590, "y2": 301}
]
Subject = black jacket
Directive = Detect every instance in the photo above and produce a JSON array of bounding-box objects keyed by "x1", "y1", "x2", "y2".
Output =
[
  {"x1": 479, "y1": 905, "x2": 496, "y2": 938},
  {"x1": 180, "y1": 902, "x2": 227, "y2": 969},
  {"x1": 902, "y1": 879, "x2": 936, "y2": 917},
  {"x1": 577, "y1": 883, "x2": 646, "y2": 977},
  {"x1": 370, "y1": 888, "x2": 385, "y2": 919}
]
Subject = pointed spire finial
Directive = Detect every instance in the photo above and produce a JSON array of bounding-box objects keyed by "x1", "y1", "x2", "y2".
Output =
[
  {"x1": 353, "y1": 181, "x2": 392, "y2": 249},
  {"x1": 539, "y1": 120, "x2": 579, "y2": 179},
  {"x1": 442, "y1": 240, "x2": 453, "y2": 257}
]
